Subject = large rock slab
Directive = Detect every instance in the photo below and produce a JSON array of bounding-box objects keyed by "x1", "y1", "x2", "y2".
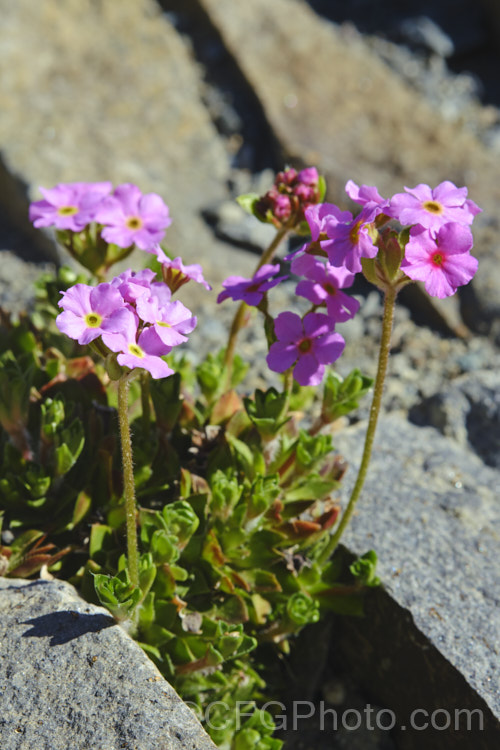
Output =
[
  {"x1": 332, "y1": 414, "x2": 500, "y2": 749},
  {"x1": 0, "y1": 578, "x2": 216, "y2": 750},
  {"x1": 197, "y1": 0, "x2": 500, "y2": 333},
  {"x1": 0, "y1": 0, "x2": 252, "y2": 285}
]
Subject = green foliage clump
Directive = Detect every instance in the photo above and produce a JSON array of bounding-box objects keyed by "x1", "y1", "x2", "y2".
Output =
[{"x1": 0, "y1": 268, "x2": 376, "y2": 749}]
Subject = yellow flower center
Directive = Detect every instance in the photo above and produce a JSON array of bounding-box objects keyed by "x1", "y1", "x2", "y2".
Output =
[
  {"x1": 432, "y1": 252, "x2": 444, "y2": 266},
  {"x1": 126, "y1": 216, "x2": 143, "y2": 230},
  {"x1": 84, "y1": 312, "x2": 102, "y2": 328},
  {"x1": 422, "y1": 200, "x2": 443, "y2": 215},
  {"x1": 128, "y1": 343, "x2": 144, "y2": 358},
  {"x1": 57, "y1": 205, "x2": 78, "y2": 216},
  {"x1": 157, "y1": 321, "x2": 171, "y2": 328},
  {"x1": 349, "y1": 219, "x2": 362, "y2": 246}
]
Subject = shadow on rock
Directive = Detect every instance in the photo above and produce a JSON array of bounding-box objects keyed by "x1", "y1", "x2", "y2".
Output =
[{"x1": 22, "y1": 611, "x2": 116, "y2": 645}]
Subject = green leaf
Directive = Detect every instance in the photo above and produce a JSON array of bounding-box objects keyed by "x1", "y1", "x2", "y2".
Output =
[
  {"x1": 286, "y1": 592, "x2": 320, "y2": 625},
  {"x1": 162, "y1": 501, "x2": 200, "y2": 546},
  {"x1": 236, "y1": 193, "x2": 260, "y2": 215},
  {"x1": 93, "y1": 569, "x2": 141, "y2": 621},
  {"x1": 350, "y1": 549, "x2": 380, "y2": 587},
  {"x1": 295, "y1": 429, "x2": 333, "y2": 469},
  {"x1": 245, "y1": 475, "x2": 280, "y2": 522},
  {"x1": 209, "y1": 470, "x2": 242, "y2": 521},
  {"x1": 89, "y1": 523, "x2": 114, "y2": 562},
  {"x1": 321, "y1": 369, "x2": 373, "y2": 423},
  {"x1": 284, "y1": 473, "x2": 337, "y2": 502},
  {"x1": 225, "y1": 433, "x2": 256, "y2": 478},
  {"x1": 149, "y1": 529, "x2": 180, "y2": 565},
  {"x1": 244, "y1": 388, "x2": 289, "y2": 436}
]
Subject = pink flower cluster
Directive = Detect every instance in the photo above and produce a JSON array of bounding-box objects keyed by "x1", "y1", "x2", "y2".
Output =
[
  {"x1": 219, "y1": 176, "x2": 481, "y2": 387},
  {"x1": 56, "y1": 269, "x2": 196, "y2": 379},
  {"x1": 387, "y1": 182, "x2": 481, "y2": 298},
  {"x1": 292, "y1": 179, "x2": 481, "y2": 299},
  {"x1": 30, "y1": 182, "x2": 171, "y2": 251},
  {"x1": 254, "y1": 167, "x2": 321, "y2": 227}
]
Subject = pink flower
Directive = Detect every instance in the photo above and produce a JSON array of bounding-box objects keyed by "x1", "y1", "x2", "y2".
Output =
[
  {"x1": 345, "y1": 180, "x2": 388, "y2": 211},
  {"x1": 136, "y1": 284, "x2": 197, "y2": 347},
  {"x1": 29, "y1": 182, "x2": 112, "y2": 231},
  {"x1": 151, "y1": 246, "x2": 212, "y2": 291},
  {"x1": 267, "y1": 311, "x2": 345, "y2": 386},
  {"x1": 102, "y1": 309, "x2": 174, "y2": 379},
  {"x1": 387, "y1": 182, "x2": 482, "y2": 232},
  {"x1": 284, "y1": 203, "x2": 351, "y2": 263},
  {"x1": 110, "y1": 268, "x2": 157, "y2": 304},
  {"x1": 306, "y1": 203, "x2": 352, "y2": 242},
  {"x1": 323, "y1": 206, "x2": 379, "y2": 273},
  {"x1": 297, "y1": 167, "x2": 319, "y2": 186},
  {"x1": 217, "y1": 264, "x2": 287, "y2": 306},
  {"x1": 401, "y1": 223, "x2": 478, "y2": 298},
  {"x1": 56, "y1": 283, "x2": 129, "y2": 345},
  {"x1": 95, "y1": 183, "x2": 171, "y2": 250},
  {"x1": 292, "y1": 255, "x2": 360, "y2": 322}
]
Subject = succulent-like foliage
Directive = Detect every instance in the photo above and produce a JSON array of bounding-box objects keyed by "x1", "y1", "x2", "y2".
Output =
[{"x1": 0, "y1": 273, "x2": 375, "y2": 748}]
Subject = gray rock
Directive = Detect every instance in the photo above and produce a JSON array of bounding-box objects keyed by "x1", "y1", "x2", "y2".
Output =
[
  {"x1": 0, "y1": 578, "x2": 216, "y2": 750},
  {"x1": 203, "y1": 199, "x2": 276, "y2": 251},
  {"x1": 410, "y1": 369, "x2": 500, "y2": 467},
  {"x1": 331, "y1": 415, "x2": 500, "y2": 749},
  {"x1": 397, "y1": 16, "x2": 455, "y2": 57}
]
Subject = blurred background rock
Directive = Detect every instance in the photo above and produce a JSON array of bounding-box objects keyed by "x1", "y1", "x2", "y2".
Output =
[{"x1": 1, "y1": 0, "x2": 499, "y2": 413}]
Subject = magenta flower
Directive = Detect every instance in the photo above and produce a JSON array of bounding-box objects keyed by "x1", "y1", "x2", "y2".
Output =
[
  {"x1": 297, "y1": 167, "x2": 319, "y2": 186},
  {"x1": 267, "y1": 311, "x2": 345, "y2": 386},
  {"x1": 151, "y1": 246, "x2": 212, "y2": 291},
  {"x1": 29, "y1": 182, "x2": 112, "y2": 231},
  {"x1": 345, "y1": 180, "x2": 388, "y2": 211},
  {"x1": 306, "y1": 203, "x2": 352, "y2": 242},
  {"x1": 95, "y1": 183, "x2": 171, "y2": 250},
  {"x1": 110, "y1": 268, "x2": 157, "y2": 304},
  {"x1": 102, "y1": 309, "x2": 174, "y2": 379},
  {"x1": 217, "y1": 264, "x2": 287, "y2": 306},
  {"x1": 293, "y1": 167, "x2": 320, "y2": 203},
  {"x1": 56, "y1": 283, "x2": 129, "y2": 345},
  {"x1": 292, "y1": 255, "x2": 360, "y2": 322},
  {"x1": 401, "y1": 223, "x2": 478, "y2": 298},
  {"x1": 387, "y1": 182, "x2": 482, "y2": 232},
  {"x1": 284, "y1": 203, "x2": 351, "y2": 263},
  {"x1": 323, "y1": 206, "x2": 378, "y2": 273},
  {"x1": 136, "y1": 284, "x2": 197, "y2": 347}
]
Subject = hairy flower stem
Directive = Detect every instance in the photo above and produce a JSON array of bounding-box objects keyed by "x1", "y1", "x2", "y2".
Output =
[
  {"x1": 140, "y1": 372, "x2": 151, "y2": 434},
  {"x1": 117, "y1": 376, "x2": 139, "y2": 587},
  {"x1": 277, "y1": 368, "x2": 294, "y2": 425},
  {"x1": 319, "y1": 286, "x2": 397, "y2": 565},
  {"x1": 223, "y1": 225, "x2": 289, "y2": 387}
]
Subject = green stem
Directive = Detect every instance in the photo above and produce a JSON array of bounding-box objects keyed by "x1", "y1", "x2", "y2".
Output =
[
  {"x1": 117, "y1": 376, "x2": 139, "y2": 587},
  {"x1": 277, "y1": 368, "x2": 294, "y2": 425},
  {"x1": 140, "y1": 371, "x2": 151, "y2": 434},
  {"x1": 223, "y1": 225, "x2": 290, "y2": 384},
  {"x1": 318, "y1": 286, "x2": 397, "y2": 564}
]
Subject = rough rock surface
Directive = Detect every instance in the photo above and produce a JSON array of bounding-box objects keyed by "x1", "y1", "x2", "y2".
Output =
[
  {"x1": 0, "y1": 578, "x2": 216, "y2": 750},
  {"x1": 332, "y1": 415, "x2": 500, "y2": 749},
  {"x1": 410, "y1": 369, "x2": 500, "y2": 468}
]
